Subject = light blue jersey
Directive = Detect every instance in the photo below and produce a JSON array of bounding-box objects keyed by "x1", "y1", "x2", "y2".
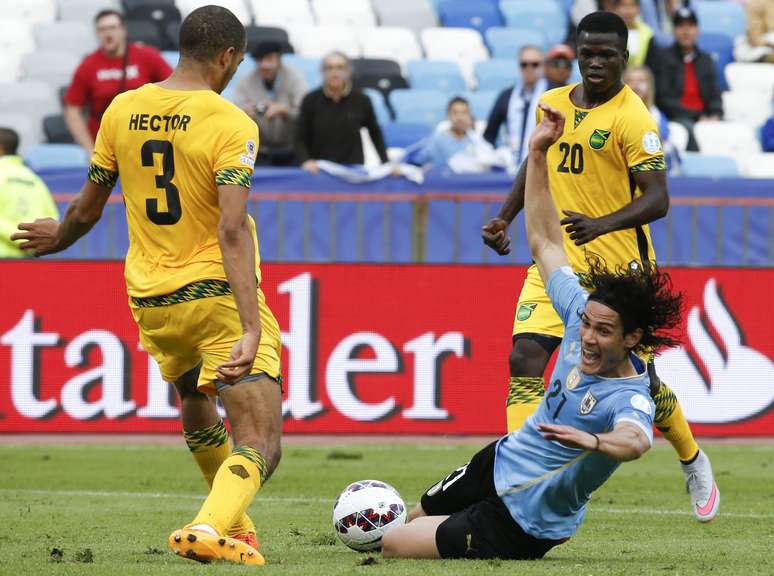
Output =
[{"x1": 494, "y1": 267, "x2": 655, "y2": 540}]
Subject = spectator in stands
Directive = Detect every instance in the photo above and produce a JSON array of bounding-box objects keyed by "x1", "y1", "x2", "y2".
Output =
[
  {"x1": 611, "y1": 0, "x2": 659, "y2": 69},
  {"x1": 544, "y1": 45, "x2": 575, "y2": 88},
  {"x1": 655, "y1": 7, "x2": 723, "y2": 151},
  {"x1": 0, "y1": 129, "x2": 58, "y2": 258},
  {"x1": 483, "y1": 45, "x2": 548, "y2": 164},
  {"x1": 64, "y1": 9, "x2": 172, "y2": 155},
  {"x1": 414, "y1": 97, "x2": 480, "y2": 170},
  {"x1": 737, "y1": 0, "x2": 774, "y2": 63},
  {"x1": 233, "y1": 41, "x2": 307, "y2": 166}
]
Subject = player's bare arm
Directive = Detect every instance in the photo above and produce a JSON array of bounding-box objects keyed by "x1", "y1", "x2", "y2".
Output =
[
  {"x1": 537, "y1": 421, "x2": 650, "y2": 462},
  {"x1": 11, "y1": 180, "x2": 111, "y2": 256},
  {"x1": 216, "y1": 183, "x2": 261, "y2": 384},
  {"x1": 560, "y1": 169, "x2": 669, "y2": 246},
  {"x1": 481, "y1": 158, "x2": 527, "y2": 255},
  {"x1": 525, "y1": 104, "x2": 570, "y2": 284}
]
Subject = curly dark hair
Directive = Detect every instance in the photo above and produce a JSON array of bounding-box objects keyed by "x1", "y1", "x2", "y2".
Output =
[
  {"x1": 578, "y1": 255, "x2": 684, "y2": 354},
  {"x1": 179, "y1": 5, "x2": 245, "y2": 62}
]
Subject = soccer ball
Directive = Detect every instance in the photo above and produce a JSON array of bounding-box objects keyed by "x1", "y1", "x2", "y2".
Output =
[{"x1": 332, "y1": 480, "x2": 407, "y2": 552}]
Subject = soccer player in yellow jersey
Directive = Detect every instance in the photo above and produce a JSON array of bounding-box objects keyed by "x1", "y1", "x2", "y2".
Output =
[
  {"x1": 482, "y1": 11, "x2": 719, "y2": 522},
  {"x1": 13, "y1": 6, "x2": 281, "y2": 565}
]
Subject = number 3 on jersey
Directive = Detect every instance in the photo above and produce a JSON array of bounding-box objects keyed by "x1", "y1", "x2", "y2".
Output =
[
  {"x1": 141, "y1": 140, "x2": 182, "y2": 225},
  {"x1": 557, "y1": 142, "x2": 584, "y2": 174}
]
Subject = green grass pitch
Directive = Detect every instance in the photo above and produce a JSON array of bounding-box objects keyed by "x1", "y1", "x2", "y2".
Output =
[{"x1": 1, "y1": 441, "x2": 773, "y2": 575}]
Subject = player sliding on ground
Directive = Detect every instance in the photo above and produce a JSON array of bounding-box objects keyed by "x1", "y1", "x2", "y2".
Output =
[
  {"x1": 382, "y1": 104, "x2": 689, "y2": 560},
  {"x1": 481, "y1": 10, "x2": 718, "y2": 522},
  {"x1": 12, "y1": 6, "x2": 280, "y2": 567}
]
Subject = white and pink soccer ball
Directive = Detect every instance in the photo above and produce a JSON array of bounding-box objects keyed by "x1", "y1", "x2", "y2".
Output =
[{"x1": 332, "y1": 480, "x2": 407, "y2": 552}]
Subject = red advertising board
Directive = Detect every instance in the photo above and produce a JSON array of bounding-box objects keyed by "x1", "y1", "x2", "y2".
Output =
[{"x1": 0, "y1": 262, "x2": 772, "y2": 435}]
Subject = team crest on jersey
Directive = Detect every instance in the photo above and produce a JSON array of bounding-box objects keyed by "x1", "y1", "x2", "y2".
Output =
[
  {"x1": 579, "y1": 389, "x2": 597, "y2": 415},
  {"x1": 246, "y1": 140, "x2": 257, "y2": 158},
  {"x1": 589, "y1": 129, "x2": 611, "y2": 150},
  {"x1": 517, "y1": 302, "x2": 538, "y2": 321},
  {"x1": 566, "y1": 367, "x2": 581, "y2": 390}
]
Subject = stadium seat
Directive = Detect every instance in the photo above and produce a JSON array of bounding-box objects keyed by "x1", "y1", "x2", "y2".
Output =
[
  {"x1": 252, "y1": 0, "x2": 316, "y2": 28},
  {"x1": 381, "y1": 122, "x2": 433, "y2": 148},
  {"x1": 666, "y1": 121, "x2": 689, "y2": 152},
  {"x1": 161, "y1": 50, "x2": 179, "y2": 69},
  {"x1": 0, "y1": 114, "x2": 42, "y2": 151},
  {"x1": 363, "y1": 88, "x2": 393, "y2": 125},
  {"x1": 722, "y1": 92, "x2": 773, "y2": 130},
  {"x1": 123, "y1": 0, "x2": 176, "y2": 10},
  {"x1": 693, "y1": 1, "x2": 747, "y2": 39},
  {"x1": 312, "y1": 0, "x2": 377, "y2": 27},
  {"x1": 680, "y1": 153, "x2": 740, "y2": 178},
  {"x1": 420, "y1": 28, "x2": 489, "y2": 85},
  {"x1": 437, "y1": 0, "x2": 503, "y2": 36},
  {"x1": 290, "y1": 26, "x2": 361, "y2": 58},
  {"x1": 43, "y1": 115, "x2": 74, "y2": 144},
  {"x1": 3, "y1": 0, "x2": 56, "y2": 24},
  {"x1": 33, "y1": 21, "x2": 97, "y2": 58},
  {"x1": 697, "y1": 33, "x2": 733, "y2": 92},
  {"x1": 475, "y1": 59, "x2": 518, "y2": 92},
  {"x1": 25, "y1": 144, "x2": 89, "y2": 170},
  {"x1": 125, "y1": 3, "x2": 182, "y2": 51},
  {"x1": 0, "y1": 20, "x2": 35, "y2": 83},
  {"x1": 407, "y1": 60, "x2": 467, "y2": 93},
  {"x1": 19, "y1": 52, "x2": 81, "y2": 93},
  {"x1": 352, "y1": 58, "x2": 408, "y2": 99},
  {"x1": 126, "y1": 19, "x2": 165, "y2": 49},
  {"x1": 461, "y1": 91, "x2": 498, "y2": 122},
  {"x1": 357, "y1": 27, "x2": 423, "y2": 70},
  {"x1": 390, "y1": 89, "x2": 449, "y2": 126},
  {"x1": 724, "y1": 63, "x2": 774, "y2": 94},
  {"x1": 374, "y1": 1, "x2": 438, "y2": 37},
  {"x1": 694, "y1": 121, "x2": 761, "y2": 157},
  {"x1": 177, "y1": 0, "x2": 252, "y2": 25},
  {"x1": 245, "y1": 26, "x2": 292, "y2": 54},
  {"x1": 485, "y1": 27, "x2": 546, "y2": 59},
  {"x1": 282, "y1": 54, "x2": 322, "y2": 89},
  {"x1": 499, "y1": 0, "x2": 567, "y2": 46},
  {"x1": 739, "y1": 153, "x2": 774, "y2": 179},
  {"x1": 58, "y1": 0, "x2": 121, "y2": 22}
]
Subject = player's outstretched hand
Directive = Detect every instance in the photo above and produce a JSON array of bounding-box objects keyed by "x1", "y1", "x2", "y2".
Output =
[
  {"x1": 11, "y1": 218, "x2": 62, "y2": 256},
  {"x1": 217, "y1": 332, "x2": 260, "y2": 384},
  {"x1": 560, "y1": 210, "x2": 607, "y2": 245},
  {"x1": 481, "y1": 217, "x2": 511, "y2": 255},
  {"x1": 529, "y1": 104, "x2": 565, "y2": 153},
  {"x1": 537, "y1": 423, "x2": 598, "y2": 451}
]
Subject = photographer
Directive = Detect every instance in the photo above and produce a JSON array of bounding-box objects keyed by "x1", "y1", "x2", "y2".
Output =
[{"x1": 233, "y1": 41, "x2": 307, "y2": 166}]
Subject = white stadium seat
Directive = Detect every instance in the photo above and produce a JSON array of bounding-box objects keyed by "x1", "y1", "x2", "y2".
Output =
[
  {"x1": 667, "y1": 121, "x2": 689, "y2": 152},
  {"x1": 34, "y1": 21, "x2": 97, "y2": 59},
  {"x1": 374, "y1": 2, "x2": 438, "y2": 37},
  {"x1": 20, "y1": 52, "x2": 82, "y2": 92},
  {"x1": 693, "y1": 121, "x2": 761, "y2": 157},
  {"x1": 3, "y1": 0, "x2": 56, "y2": 24},
  {"x1": 739, "y1": 153, "x2": 774, "y2": 179},
  {"x1": 0, "y1": 20, "x2": 36, "y2": 82},
  {"x1": 58, "y1": 0, "x2": 122, "y2": 22},
  {"x1": 253, "y1": 3, "x2": 316, "y2": 28},
  {"x1": 291, "y1": 26, "x2": 361, "y2": 58},
  {"x1": 357, "y1": 27, "x2": 423, "y2": 69},
  {"x1": 177, "y1": 0, "x2": 252, "y2": 25},
  {"x1": 724, "y1": 63, "x2": 774, "y2": 95},
  {"x1": 722, "y1": 91, "x2": 774, "y2": 129},
  {"x1": 421, "y1": 27, "x2": 488, "y2": 87},
  {"x1": 312, "y1": 0, "x2": 376, "y2": 27}
]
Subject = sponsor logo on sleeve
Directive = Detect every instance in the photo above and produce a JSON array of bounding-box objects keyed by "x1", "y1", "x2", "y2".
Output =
[
  {"x1": 642, "y1": 131, "x2": 662, "y2": 154},
  {"x1": 630, "y1": 393, "x2": 652, "y2": 415}
]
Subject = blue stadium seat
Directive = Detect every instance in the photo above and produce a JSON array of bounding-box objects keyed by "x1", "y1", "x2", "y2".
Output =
[
  {"x1": 364, "y1": 88, "x2": 393, "y2": 124},
  {"x1": 474, "y1": 58, "x2": 518, "y2": 92},
  {"x1": 461, "y1": 91, "x2": 498, "y2": 121},
  {"x1": 381, "y1": 122, "x2": 433, "y2": 148},
  {"x1": 282, "y1": 54, "x2": 322, "y2": 89},
  {"x1": 25, "y1": 144, "x2": 88, "y2": 170},
  {"x1": 437, "y1": 0, "x2": 503, "y2": 36},
  {"x1": 407, "y1": 59, "x2": 468, "y2": 92},
  {"x1": 697, "y1": 33, "x2": 734, "y2": 91},
  {"x1": 680, "y1": 153, "x2": 740, "y2": 178},
  {"x1": 390, "y1": 89, "x2": 449, "y2": 126},
  {"x1": 485, "y1": 27, "x2": 546, "y2": 59},
  {"x1": 161, "y1": 50, "x2": 179, "y2": 69},
  {"x1": 693, "y1": 1, "x2": 747, "y2": 39},
  {"x1": 499, "y1": 0, "x2": 567, "y2": 46}
]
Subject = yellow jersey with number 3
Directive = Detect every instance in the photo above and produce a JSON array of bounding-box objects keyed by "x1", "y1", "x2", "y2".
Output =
[
  {"x1": 90, "y1": 83, "x2": 260, "y2": 298},
  {"x1": 536, "y1": 83, "x2": 665, "y2": 271}
]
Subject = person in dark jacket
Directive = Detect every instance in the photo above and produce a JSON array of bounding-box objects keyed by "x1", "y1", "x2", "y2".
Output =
[
  {"x1": 654, "y1": 7, "x2": 723, "y2": 151},
  {"x1": 295, "y1": 51, "x2": 388, "y2": 173}
]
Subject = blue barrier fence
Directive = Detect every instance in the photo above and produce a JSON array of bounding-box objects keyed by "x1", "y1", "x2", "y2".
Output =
[{"x1": 40, "y1": 167, "x2": 774, "y2": 266}]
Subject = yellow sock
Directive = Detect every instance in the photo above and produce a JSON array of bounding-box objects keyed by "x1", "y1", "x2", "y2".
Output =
[
  {"x1": 653, "y1": 381, "x2": 700, "y2": 462},
  {"x1": 184, "y1": 422, "x2": 256, "y2": 537},
  {"x1": 506, "y1": 377, "x2": 544, "y2": 433},
  {"x1": 190, "y1": 446, "x2": 268, "y2": 536}
]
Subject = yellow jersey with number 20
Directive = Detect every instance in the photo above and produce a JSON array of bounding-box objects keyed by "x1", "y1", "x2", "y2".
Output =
[
  {"x1": 536, "y1": 83, "x2": 666, "y2": 272},
  {"x1": 90, "y1": 83, "x2": 260, "y2": 298}
]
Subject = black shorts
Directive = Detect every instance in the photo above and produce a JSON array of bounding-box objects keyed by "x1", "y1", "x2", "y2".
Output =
[{"x1": 420, "y1": 441, "x2": 564, "y2": 560}]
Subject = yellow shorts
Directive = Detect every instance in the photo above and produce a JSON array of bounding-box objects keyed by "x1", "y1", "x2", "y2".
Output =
[
  {"x1": 512, "y1": 264, "x2": 565, "y2": 339},
  {"x1": 131, "y1": 287, "x2": 282, "y2": 395}
]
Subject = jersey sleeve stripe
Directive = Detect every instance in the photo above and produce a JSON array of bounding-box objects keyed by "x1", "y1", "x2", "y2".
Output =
[
  {"x1": 614, "y1": 416, "x2": 654, "y2": 446},
  {"x1": 215, "y1": 167, "x2": 252, "y2": 188},
  {"x1": 630, "y1": 156, "x2": 666, "y2": 172},
  {"x1": 87, "y1": 162, "x2": 118, "y2": 188}
]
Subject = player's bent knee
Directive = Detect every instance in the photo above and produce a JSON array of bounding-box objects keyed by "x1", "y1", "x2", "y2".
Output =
[
  {"x1": 509, "y1": 339, "x2": 550, "y2": 376},
  {"x1": 407, "y1": 503, "x2": 426, "y2": 522}
]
